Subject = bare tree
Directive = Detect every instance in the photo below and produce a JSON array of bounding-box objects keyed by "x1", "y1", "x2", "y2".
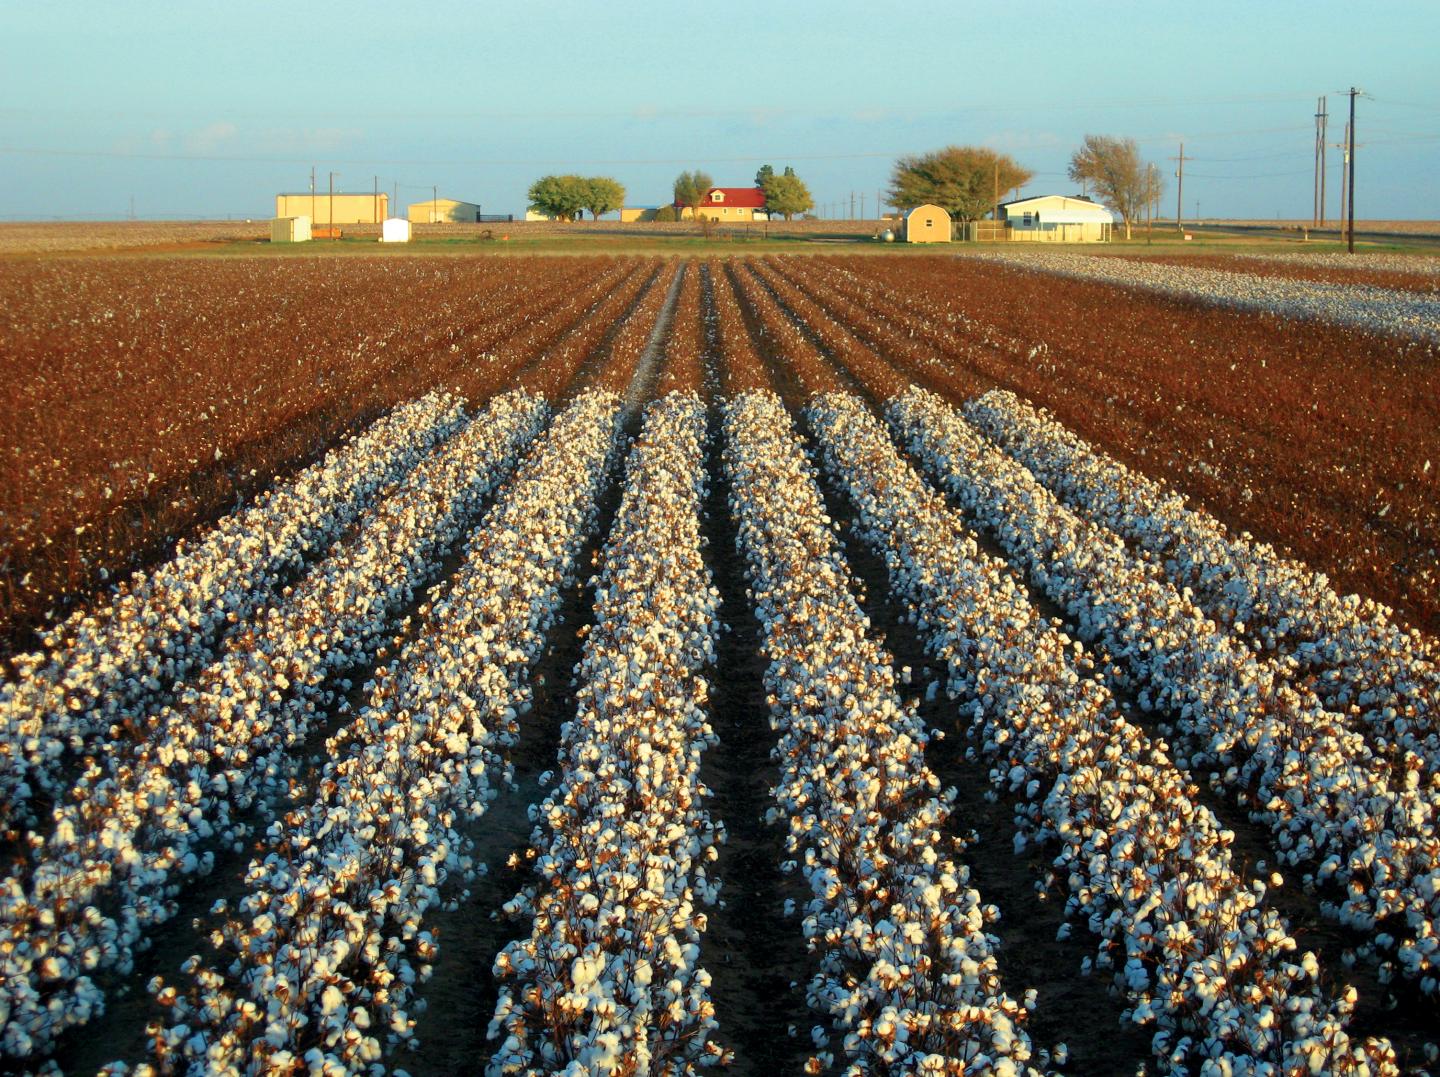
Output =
[{"x1": 1067, "y1": 135, "x2": 1164, "y2": 240}]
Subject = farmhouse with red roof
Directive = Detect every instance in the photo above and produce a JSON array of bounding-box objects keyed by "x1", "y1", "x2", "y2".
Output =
[{"x1": 675, "y1": 186, "x2": 769, "y2": 221}]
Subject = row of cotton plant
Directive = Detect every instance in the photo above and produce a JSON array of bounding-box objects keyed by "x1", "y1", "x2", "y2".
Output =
[
  {"x1": 0, "y1": 391, "x2": 547, "y2": 1063},
  {"x1": 723, "y1": 390, "x2": 1043, "y2": 1076},
  {"x1": 888, "y1": 387, "x2": 1440, "y2": 1001},
  {"x1": 963, "y1": 388, "x2": 1439, "y2": 784},
  {"x1": 128, "y1": 390, "x2": 622, "y2": 1075},
  {"x1": 489, "y1": 391, "x2": 727, "y2": 1075},
  {"x1": 0, "y1": 391, "x2": 467, "y2": 829},
  {"x1": 809, "y1": 391, "x2": 1398, "y2": 1076}
]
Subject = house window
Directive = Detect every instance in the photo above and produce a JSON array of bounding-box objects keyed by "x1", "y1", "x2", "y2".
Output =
[
  {"x1": 1023, "y1": 212, "x2": 1033, "y2": 226},
  {"x1": 925, "y1": 218, "x2": 933, "y2": 227}
]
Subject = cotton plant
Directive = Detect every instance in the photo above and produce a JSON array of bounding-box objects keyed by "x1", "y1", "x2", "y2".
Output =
[
  {"x1": 963, "y1": 388, "x2": 1438, "y2": 784},
  {"x1": 723, "y1": 391, "x2": 1046, "y2": 1076},
  {"x1": 0, "y1": 392, "x2": 546, "y2": 1064},
  {"x1": 490, "y1": 392, "x2": 727, "y2": 1074},
  {"x1": 810, "y1": 391, "x2": 1399, "y2": 1075},
  {"x1": 127, "y1": 391, "x2": 622, "y2": 1075},
  {"x1": 889, "y1": 387, "x2": 1440, "y2": 1002},
  {"x1": 0, "y1": 392, "x2": 467, "y2": 832}
]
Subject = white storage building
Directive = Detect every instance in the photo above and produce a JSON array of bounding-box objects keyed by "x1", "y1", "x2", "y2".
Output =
[
  {"x1": 380, "y1": 218, "x2": 412, "y2": 243},
  {"x1": 1001, "y1": 195, "x2": 1113, "y2": 242}
]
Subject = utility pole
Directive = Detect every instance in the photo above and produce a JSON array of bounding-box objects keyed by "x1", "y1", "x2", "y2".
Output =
[
  {"x1": 1172, "y1": 141, "x2": 1188, "y2": 232},
  {"x1": 1313, "y1": 95, "x2": 1328, "y2": 228},
  {"x1": 1344, "y1": 86, "x2": 1361, "y2": 254},
  {"x1": 850, "y1": 191, "x2": 855, "y2": 219},
  {"x1": 310, "y1": 166, "x2": 316, "y2": 229},
  {"x1": 860, "y1": 192, "x2": 866, "y2": 220},
  {"x1": 329, "y1": 171, "x2": 339, "y2": 237},
  {"x1": 433, "y1": 184, "x2": 438, "y2": 224},
  {"x1": 373, "y1": 175, "x2": 379, "y2": 224}
]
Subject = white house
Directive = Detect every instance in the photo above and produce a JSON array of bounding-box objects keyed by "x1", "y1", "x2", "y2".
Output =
[{"x1": 1000, "y1": 195, "x2": 1113, "y2": 242}]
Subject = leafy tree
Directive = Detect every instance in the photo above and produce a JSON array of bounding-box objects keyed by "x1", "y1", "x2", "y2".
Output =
[
  {"x1": 1067, "y1": 135, "x2": 1163, "y2": 239},
  {"x1": 762, "y1": 170, "x2": 813, "y2": 220},
  {"x1": 527, "y1": 174, "x2": 589, "y2": 222},
  {"x1": 672, "y1": 170, "x2": 714, "y2": 221},
  {"x1": 581, "y1": 176, "x2": 626, "y2": 221},
  {"x1": 755, "y1": 164, "x2": 775, "y2": 189},
  {"x1": 887, "y1": 146, "x2": 1033, "y2": 223},
  {"x1": 653, "y1": 205, "x2": 679, "y2": 223}
]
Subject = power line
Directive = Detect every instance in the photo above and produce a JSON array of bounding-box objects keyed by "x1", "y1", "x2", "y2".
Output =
[{"x1": 0, "y1": 91, "x2": 1320, "y2": 126}]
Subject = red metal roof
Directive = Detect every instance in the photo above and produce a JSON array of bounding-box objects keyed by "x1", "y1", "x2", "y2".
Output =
[{"x1": 674, "y1": 186, "x2": 767, "y2": 209}]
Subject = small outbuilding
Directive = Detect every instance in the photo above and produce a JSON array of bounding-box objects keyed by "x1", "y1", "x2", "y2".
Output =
[
  {"x1": 1000, "y1": 195, "x2": 1113, "y2": 242},
  {"x1": 270, "y1": 215, "x2": 312, "y2": 243},
  {"x1": 408, "y1": 198, "x2": 480, "y2": 224},
  {"x1": 620, "y1": 207, "x2": 660, "y2": 222},
  {"x1": 901, "y1": 204, "x2": 951, "y2": 243},
  {"x1": 380, "y1": 218, "x2": 412, "y2": 243}
]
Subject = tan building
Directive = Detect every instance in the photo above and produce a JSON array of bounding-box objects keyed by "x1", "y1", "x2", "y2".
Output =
[
  {"x1": 901, "y1": 204, "x2": 951, "y2": 243},
  {"x1": 620, "y1": 207, "x2": 660, "y2": 222},
  {"x1": 275, "y1": 192, "x2": 388, "y2": 225},
  {"x1": 407, "y1": 197, "x2": 480, "y2": 224}
]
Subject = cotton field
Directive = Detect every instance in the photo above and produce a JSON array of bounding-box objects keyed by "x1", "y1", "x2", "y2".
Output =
[{"x1": 2, "y1": 254, "x2": 1437, "y2": 1075}]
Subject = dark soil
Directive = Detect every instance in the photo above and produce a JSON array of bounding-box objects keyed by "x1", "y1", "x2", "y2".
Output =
[{"x1": 694, "y1": 413, "x2": 818, "y2": 1074}]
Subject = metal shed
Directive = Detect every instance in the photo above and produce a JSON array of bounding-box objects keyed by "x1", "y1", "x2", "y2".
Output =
[
  {"x1": 270, "y1": 215, "x2": 312, "y2": 243},
  {"x1": 407, "y1": 198, "x2": 480, "y2": 224}
]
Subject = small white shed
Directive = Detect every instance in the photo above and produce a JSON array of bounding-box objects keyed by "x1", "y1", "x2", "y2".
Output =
[
  {"x1": 270, "y1": 215, "x2": 311, "y2": 243},
  {"x1": 380, "y1": 217, "x2": 412, "y2": 243},
  {"x1": 1001, "y1": 195, "x2": 1113, "y2": 242}
]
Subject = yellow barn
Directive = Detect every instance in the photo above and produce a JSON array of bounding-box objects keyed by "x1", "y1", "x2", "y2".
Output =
[
  {"x1": 901, "y1": 204, "x2": 951, "y2": 243},
  {"x1": 274, "y1": 192, "x2": 387, "y2": 225}
]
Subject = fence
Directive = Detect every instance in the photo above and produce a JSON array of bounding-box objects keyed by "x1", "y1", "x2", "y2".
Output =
[{"x1": 961, "y1": 220, "x2": 1112, "y2": 243}]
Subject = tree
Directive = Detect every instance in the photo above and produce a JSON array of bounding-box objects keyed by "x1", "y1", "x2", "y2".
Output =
[
  {"x1": 581, "y1": 176, "x2": 625, "y2": 221},
  {"x1": 673, "y1": 170, "x2": 714, "y2": 221},
  {"x1": 762, "y1": 170, "x2": 813, "y2": 220},
  {"x1": 755, "y1": 164, "x2": 775, "y2": 189},
  {"x1": 527, "y1": 174, "x2": 589, "y2": 222},
  {"x1": 1067, "y1": 135, "x2": 1163, "y2": 239},
  {"x1": 887, "y1": 146, "x2": 1033, "y2": 224}
]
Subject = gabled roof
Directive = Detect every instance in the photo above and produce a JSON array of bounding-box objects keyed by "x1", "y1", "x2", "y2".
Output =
[
  {"x1": 1001, "y1": 194, "x2": 1114, "y2": 221},
  {"x1": 674, "y1": 186, "x2": 766, "y2": 209}
]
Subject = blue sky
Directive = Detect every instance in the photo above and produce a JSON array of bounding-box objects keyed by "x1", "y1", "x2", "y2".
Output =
[{"x1": 3, "y1": 0, "x2": 1437, "y2": 221}]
